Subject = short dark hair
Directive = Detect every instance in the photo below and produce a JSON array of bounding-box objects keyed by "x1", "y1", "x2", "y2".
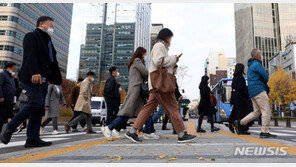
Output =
[
  {"x1": 86, "y1": 71, "x2": 95, "y2": 77},
  {"x1": 157, "y1": 28, "x2": 173, "y2": 42},
  {"x1": 77, "y1": 78, "x2": 84, "y2": 83},
  {"x1": 37, "y1": 16, "x2": 54, "y2": 27},
  {"x1": 4, "y1": 62, "x2": 17, "y2": 69},
  {"x1": 109, "y1": 66, "x2": 118, "y2": 74}
]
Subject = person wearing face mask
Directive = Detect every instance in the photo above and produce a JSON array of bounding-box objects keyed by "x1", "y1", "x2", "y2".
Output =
[
  {"x1": 0, "y1": 62, "x2": 17, "y2": 133},
  {"x1": 125, "y1": 28, "x2": 196, "y2": 143},
  {"x1": 65, "y1": 72, "x2": 97, "y2": 134},
  {"x1": 104, "y1": 66, "x2": 121, "y2": 126},
  {"x1": 101, "y1": 47, "x2": 149, "y2": 140},
  {"x1": 0, "y1": 16, "x2": 62, "y2": 147}
]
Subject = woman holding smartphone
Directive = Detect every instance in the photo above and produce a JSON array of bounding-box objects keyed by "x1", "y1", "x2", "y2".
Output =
[{"x1": 125, "y1": 28, "x2": 196, "y2": 143}]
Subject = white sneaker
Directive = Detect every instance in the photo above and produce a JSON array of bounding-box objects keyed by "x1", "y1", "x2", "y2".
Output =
[
  {"x1": 112, "y1": 129, "x2": 124, "y2": 139},
  {"x1": 101, "y1": 126, "x2": 112, "y2": 140},
  {"x1": 40, "y1": 127, "x2": 44, "y2": 135},
  {"x1": 143, "y1": 133, "x2": 160, "y2": 140},
  {"x1": 52, "y1": 130, "x2": 59, "y2": 135}
]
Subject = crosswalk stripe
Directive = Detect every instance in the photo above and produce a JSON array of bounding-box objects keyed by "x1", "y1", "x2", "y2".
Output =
[
  {"x1": 0, "y1": 138, "x2": 68, "y2": 149},
  {"x1": 248, "y1": 130, "x2": 295, "y2": 136},
  {"x1": 0, "y1": 137, "x2": 110, "y2": 163},
  {"x1": 12, "y1": 131, "x2": 102, "y2": 138},
  {"x1": 276, "y1": 129, "x2": 296, "y2": 134}
]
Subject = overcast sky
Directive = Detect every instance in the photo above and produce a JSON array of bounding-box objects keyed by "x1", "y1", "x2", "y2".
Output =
[{"x1": 66, "y1": 3, "x2": 236, "y2": 100}]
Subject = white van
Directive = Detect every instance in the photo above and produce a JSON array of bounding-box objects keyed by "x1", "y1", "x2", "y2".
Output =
[{"x1": 91, "y1": 97, "x2": 107, "y2": 126}]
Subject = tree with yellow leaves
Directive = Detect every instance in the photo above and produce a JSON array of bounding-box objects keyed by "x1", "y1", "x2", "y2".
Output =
[{"x1": 268, "y1": 68, "x2": 296, "y2": 106}]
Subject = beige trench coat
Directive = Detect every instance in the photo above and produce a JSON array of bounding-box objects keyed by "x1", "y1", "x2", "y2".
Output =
[{"x1": 74, "y1": 78, "x2": 92, "y2": 114}]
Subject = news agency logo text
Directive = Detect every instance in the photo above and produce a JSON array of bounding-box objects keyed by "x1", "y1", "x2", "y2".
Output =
[{"x1": 234, "y1": 146, "x2": 288, "y2": 156}]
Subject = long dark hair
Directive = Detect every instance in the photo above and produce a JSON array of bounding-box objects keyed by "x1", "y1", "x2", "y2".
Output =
[
  {"x1": 199, "y1": 75, "x2": 209, "y2": 89},
  {"x1": 128, "y1": 47, "x2": 147, "y2": 69},
  {"x1": 233, "y1": 63, "x2": 245, "y2": 76}
]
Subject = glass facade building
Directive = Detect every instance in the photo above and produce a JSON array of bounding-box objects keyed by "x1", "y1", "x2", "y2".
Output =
[
  {"x1": 234, "y1": 3, "x2": 296, "y2": 70},
  {"x1": 0, "y1": 3, "x2": 73, "y2": 76},
  {"x1": 79, "y1": 3, "x2": 151, "y2": 89}
]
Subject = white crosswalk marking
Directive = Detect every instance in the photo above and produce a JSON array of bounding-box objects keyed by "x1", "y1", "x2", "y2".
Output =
[
  {"x1": 249, "y1": 130, "x2": 295, "y2": 136},
  {"x1": 0, "y1": 138, "x2": 68, "y2": 148},
  {"x1": 276, "y1": 129, "x2": 296, "y2": 134}
]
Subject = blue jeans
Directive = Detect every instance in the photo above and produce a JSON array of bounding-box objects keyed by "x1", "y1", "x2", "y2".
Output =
[
  {"x1": 144, "y1": 115, "x2": 154, "y2": 134},
  {"x1": 108, "y1": 115, "x2": 154, "y2": 133},
  {"x1": 7, "y1": 82, "x2": 48, "y2": 141},
  {"x1": 108, "y1": 116, "x2": 129, "y2": 132},
  {"x1": 105, "y1": 98, "x2": 120, "y2": 126},
  {"x1": 152, "y1": 105, "x2": 165, "y2": 123}
]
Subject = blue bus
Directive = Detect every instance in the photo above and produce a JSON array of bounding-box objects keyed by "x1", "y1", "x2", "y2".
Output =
[{"x1": 211, "y1": 78, "x2": 233, "y2": 123}]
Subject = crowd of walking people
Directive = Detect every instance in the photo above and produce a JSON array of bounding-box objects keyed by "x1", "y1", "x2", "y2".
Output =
[{"x1": 0, "y1": 15, "x2": 277, "y2": 148}]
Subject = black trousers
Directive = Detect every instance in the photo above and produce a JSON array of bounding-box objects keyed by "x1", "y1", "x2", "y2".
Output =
[
  {"x1": 105, "y1": 98, "x2": 120, "y2": 126},
  {"x1": 0, "y1": 101, "x2": 14, "y2": 133},
  {"x1": 68, "y1": 105, "x2": 86, "y2": 129},
  {"x1": 197, "y1": 114, "x2": 214, "y2": 130},
  {"x1": 6, "y1": 82, "x2": 48, "y2": 141}
]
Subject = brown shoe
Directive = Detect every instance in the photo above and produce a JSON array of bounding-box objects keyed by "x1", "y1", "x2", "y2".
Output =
[
  {"x1": 64, "y1": 124, "x2": 70, "y2": 133},
  {"x1": 86, "y1": 129, "x2": 97, "y2": 134}
]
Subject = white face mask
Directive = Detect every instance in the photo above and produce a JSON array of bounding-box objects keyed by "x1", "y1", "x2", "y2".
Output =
[
  {"x1": 117, "y1": 72, "x2": 120, "y2": 77},
  {"x1": 22, "y1": 90, "x2": 26, "y2": 94},
  {"x1": 90, "y1": 78, "x2": 95, "y2": 82},
  {"x1": 47, "y1": 28, "x2": 54, "y2": 35},
  {"x1": 8, "y1": 70, "x2": 15, "y2": 76},
  {"x1": 119, "y1": 87, "x2": 122, "y2": 92}
]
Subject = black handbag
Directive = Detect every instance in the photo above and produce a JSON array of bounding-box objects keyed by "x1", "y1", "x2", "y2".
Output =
[{"x1": 140, "y1": 82, "x2": 149, "y2": 99}]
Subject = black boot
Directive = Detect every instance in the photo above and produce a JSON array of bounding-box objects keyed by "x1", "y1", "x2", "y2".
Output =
[
  {"x1": 0, "y1": 124, "x2": 13, "y2": 145},
  {"x1": 211, "y1": 127, "x2": 220, "y2": 132},
  {"x1": 196, "y1": 128, "x2": 206, "y2": 133},
  {"x1": 234, "y1": 120, "x2": 243, "y2": 135},
  {"x1": 260, "y1": 132, "x2": 277, "y2": 138},
  {"x1": 24, "y1": 138, "x2": 52, "y2": 147}
]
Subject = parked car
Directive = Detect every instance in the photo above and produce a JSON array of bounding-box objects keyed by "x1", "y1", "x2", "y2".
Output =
[{"x1": 91, "y1": 97, "x2": 107, "y2": 126}]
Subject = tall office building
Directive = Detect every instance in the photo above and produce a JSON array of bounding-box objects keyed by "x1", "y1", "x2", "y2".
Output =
[
  {"x1": 0, "y1": 3, "x2": 73, "y2": 76},
  {"x1": 79, "y1": 3, "x2": 151, "y2": 89},
  {"x1": 234, "y1": 3, "x2": 296, "y2": 70},
  {"x1": 204, "y1": 52, "x2": 235, "y2": 86},
  {"x1": 151, "y1": 23, "x2": 163, "y2": 50},
  {"x1": 205, "y1": 52, "x2": 228, "y2": 76}
]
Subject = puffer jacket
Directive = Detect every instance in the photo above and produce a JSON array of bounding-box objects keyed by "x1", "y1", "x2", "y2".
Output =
[{"x1": 247, "y1": 59, "x2": 269, "y2": 98}]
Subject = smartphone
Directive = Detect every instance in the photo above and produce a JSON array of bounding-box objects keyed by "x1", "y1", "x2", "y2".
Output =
[{"x1": 178, "y1": 53, "x2": 183, "y2": 58}]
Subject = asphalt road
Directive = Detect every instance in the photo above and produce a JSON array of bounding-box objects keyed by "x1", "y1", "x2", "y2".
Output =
[{"x1": 0, "y1": 119, "x2": 296, "y2": 163}]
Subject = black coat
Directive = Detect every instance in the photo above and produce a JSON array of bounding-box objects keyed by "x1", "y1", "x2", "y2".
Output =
[
  {"x1": 18, "y1": 28, "x2": 62, "y2": 85},
  {"x1": 198, "y1": 85, "x2": 215, "y2": 116},
  {"x1": 103, "y1": 75, "x2": 120, "y2": 100},
  {"x1": 0, "y1": 70, "x2": 16, "y2": 103},
  {"x1": 229, "y1": 74, "x2": 253, "y2": 123},
  {"x1": 175, "y1": 80, "x2": 182, "y2": 100}
]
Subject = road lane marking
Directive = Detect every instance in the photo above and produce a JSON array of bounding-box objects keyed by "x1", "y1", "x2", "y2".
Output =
[
  {"x1": 218, "y1": 130, "x2": 296, "y2": 155},
  {"x1": 0, "y1": 138, "x2": 68, "y2": 149},
  {"x1": 0, "y1": 137, "x2": 112, "y2": 163},
  {"x1": 248, "y1": 130, "x2": 295, "y2": 136}
]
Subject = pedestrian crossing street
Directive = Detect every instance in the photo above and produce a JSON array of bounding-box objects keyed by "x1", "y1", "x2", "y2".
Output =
[{"x1": 1, "y1": 124, "x2": 296, "y2": 150}]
